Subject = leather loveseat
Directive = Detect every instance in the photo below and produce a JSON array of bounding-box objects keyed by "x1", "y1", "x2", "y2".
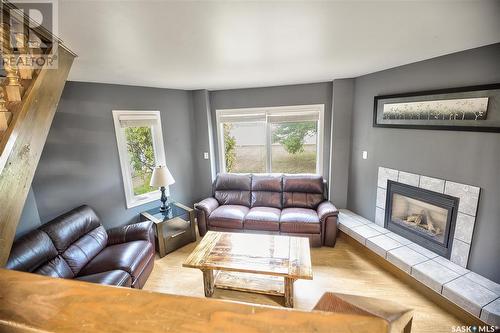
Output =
[
  {"x1": 6, "y1": 205, "x2": 155, "y2": 289},
  {"x1": 195, "y1": 173, "x2": 339, "y2": 247}
]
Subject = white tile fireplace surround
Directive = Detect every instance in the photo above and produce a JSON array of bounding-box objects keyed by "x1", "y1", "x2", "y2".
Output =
[
  {"x1": 337, "y1": 167, "x2": 499, "y2": 325},
  {"x1": 375, "y1": 167, "x2": 480, "y2": 268}
]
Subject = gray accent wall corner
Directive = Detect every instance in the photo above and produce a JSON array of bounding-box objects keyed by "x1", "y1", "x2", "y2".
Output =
[
  {"x1": 31, "y1": 81, "x2": 198, "y2": 229},
  {"x1": 347, "y1": 43, "x2": 500, "y2": 283},
  {"x1": 192, "y1": 89, "x2": 216, "y2": 201},
  {"x1": 329, "y1": 79, "x2": 354, "y2": 207},
  {"x1": 15, "y1": 187, "x2": 42, "y2": 239}
]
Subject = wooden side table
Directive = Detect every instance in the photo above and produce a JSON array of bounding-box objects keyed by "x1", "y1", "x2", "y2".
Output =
[{"x1": 140, "y1": 202, "x2": 196, "y2": 257}]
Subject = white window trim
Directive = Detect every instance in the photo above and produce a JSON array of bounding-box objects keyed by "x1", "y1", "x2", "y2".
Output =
[
  {"x1": 112, "y1": 110, "x2": 167, "y2": 209},
  {"x1": 215, "y1": 104, "x2": 325, "y2": 175}
]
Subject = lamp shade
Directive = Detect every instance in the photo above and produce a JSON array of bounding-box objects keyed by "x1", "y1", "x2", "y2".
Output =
[{"x1": 150, "y1": 165, "x2": 175, "y2": 187}]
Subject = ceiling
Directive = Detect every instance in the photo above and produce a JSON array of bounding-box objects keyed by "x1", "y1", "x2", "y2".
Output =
[{"x1": 58, "y1": 0, "x2": 500, "y2": 90}]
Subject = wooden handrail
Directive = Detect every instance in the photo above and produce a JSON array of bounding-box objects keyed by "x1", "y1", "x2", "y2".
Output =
[
  {"x1": 0, "y1": 0, "x2": 77, "y2": 268},
  {"x1": 0, "y1": 268, "x2": 388, "y2": 333},
  {"x1": 0, "y1": 47, "x2": 75, "y2": 266}
]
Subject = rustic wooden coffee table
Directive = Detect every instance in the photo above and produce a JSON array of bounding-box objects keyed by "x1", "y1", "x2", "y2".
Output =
[{"x1": 183, "y1": 231, "x2": 312, "y2": 307}]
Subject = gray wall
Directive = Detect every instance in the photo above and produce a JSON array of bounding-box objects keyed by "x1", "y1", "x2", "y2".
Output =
[
  {"x1": 329, "y1": 79, "x2": 354, "y2": 207},
  {"x1": 209, "y1": 82, "x2": 333, "y2": 180},
  {"x1": 26, "y1": 81, "x2": 197, "y2": 230},
  {"x1": 16, "y1": 187, "x2": 42, "y2": 239},
  {"x1": 18, "y1": 82, "x2": 335, "y2": 234},
  {"x1": 348, "y1": 43, "x2": 500, "y2": 283},
  {"x1": 191, "y1": 90, "x2": 216, "y2": 202}
]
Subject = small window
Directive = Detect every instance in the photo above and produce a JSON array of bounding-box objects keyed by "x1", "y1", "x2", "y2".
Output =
[
  {"x1": 112, "y1": 110, "x2": 166, "y2": 208},
  {"x1": 216, "y1": 105, "x2": 324, "y2": 174}
]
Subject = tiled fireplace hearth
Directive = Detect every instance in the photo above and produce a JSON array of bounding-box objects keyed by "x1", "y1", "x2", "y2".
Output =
[{"x1": 337, "y1": 167, "x2": 499, "y2": 326}]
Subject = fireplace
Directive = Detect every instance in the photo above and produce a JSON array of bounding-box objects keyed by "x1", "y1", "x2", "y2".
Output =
[{"x1": 385, "y1": 180, "x2": 459, "y2": 258}]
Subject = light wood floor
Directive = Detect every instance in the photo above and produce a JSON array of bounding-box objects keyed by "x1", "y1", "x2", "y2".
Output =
[{"x1": 143, "y1": 233, "x2": 465, "y2": 333}]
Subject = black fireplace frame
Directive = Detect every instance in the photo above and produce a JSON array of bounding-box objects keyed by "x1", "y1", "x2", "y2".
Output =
[{"x1": 384, "y1": 180, "x2": 459, "y2": 258}]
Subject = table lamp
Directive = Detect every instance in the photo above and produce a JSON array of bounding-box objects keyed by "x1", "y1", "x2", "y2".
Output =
[{"x1": 150, "y1": 165, "x2": 175, "y2": 212}]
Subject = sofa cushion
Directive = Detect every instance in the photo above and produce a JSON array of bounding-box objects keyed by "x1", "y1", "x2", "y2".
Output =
[
  {"x1": 132, "y1": 255, "x2": 155, "y2": 289},
  {"x1": 76, "y1": 270, "x2": 132, "y2": 287},
  {"x1": 6, "y1": 230, "x2": 58, "y2": 272},
  {"x1": 34, "y1": 255, "x2": 74, "y2": 278},
  {"x1": 283, "y1": 175, "x2": 324, "y2": 209},
  {"x1": 280, "y1": 208, "x2": 321, "y2": 234},
  {"x1": 251, "y1": 174, "x2": 282, "y2": 209},
  {"x1": 38, "y1": 206, "x2": 109, "y2": 276},
  {"x1": 209, "y1": 205, "x2": 249, "y2": 229},
  {"x1": 244, "y1": 207, "x2": 281, "y2": 231},
  {"x1": 6, "y1": 229, "x2": 75, "y2": 279},
  {"x1": 62, "y1": 226, "x2": 108, "y2": 275},
  {"x1": 79, "y1": 240, "x2": 154, "y2": 284},
  {"x1": 214, "y1": 173, "x2": 251, "y2": 207},
  {"x1": 41, "y1": 205, "x2": 103, "y2": 253}
]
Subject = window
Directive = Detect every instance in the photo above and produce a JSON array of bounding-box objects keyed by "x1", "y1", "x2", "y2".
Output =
[
  {"x1": 216, "y1": 105, "x2": 324, "y2": 174},
  {"x1": 112, "y1": 110, "x2": 166, "y2": 208}
]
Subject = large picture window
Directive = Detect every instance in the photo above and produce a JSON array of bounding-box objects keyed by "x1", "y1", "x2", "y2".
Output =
[
  {"x1": 112, "y1": 110, "x2": 166, "y2": 208},
  {"x1": 216, "y1": 105, "x2": 324, "y2": 174}
]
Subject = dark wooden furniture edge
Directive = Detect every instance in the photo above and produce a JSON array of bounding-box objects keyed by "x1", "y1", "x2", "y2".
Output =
[{"x1": 313, "y1": 292, "x2": 414, "y2": 333}]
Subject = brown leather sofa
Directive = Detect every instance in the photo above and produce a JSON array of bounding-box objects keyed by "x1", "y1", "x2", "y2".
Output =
[
  {"x1": 6, "y1": 205, "x2": 155, "y2": 289},
  {"x1": 195, "y1": 173, "x2": 339, "y2": 247}
]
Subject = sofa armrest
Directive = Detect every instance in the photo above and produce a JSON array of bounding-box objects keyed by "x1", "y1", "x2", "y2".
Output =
[
  {"x1": 194, "y1": 197, "x2": 219, "y2": 237},
  {"x1": 317, "y1": 201, "x2": 339, "y2": 247},
  {"x1": 317, "y1": 201, "x2": 339, "y2": 222},
  {"x1": 194, "y1": 197, "x2": 219, "y2": 216},
  {"x1": 107, "y1": 221, "x2": 154, "y2": 246}
]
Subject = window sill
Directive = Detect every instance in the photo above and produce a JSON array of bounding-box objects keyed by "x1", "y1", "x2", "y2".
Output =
[{"x1": 126, "y1": 191, "x2": 160, "y2": 209}]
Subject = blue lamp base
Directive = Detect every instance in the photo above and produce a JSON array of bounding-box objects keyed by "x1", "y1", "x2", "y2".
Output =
[{"x1": 159, "y1": 186, "x2": 171, "y2": 212}]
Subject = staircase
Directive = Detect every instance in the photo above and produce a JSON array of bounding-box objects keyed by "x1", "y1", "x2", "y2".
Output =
[{"x1": 0, "y1": 1, "x2": 76, "y2": 266}]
